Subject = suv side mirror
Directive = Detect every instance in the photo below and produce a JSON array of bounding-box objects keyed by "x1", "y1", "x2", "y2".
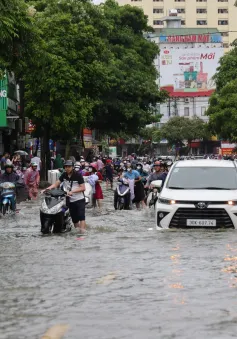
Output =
[{"x1": 151, "y1": 180, "x2": 162, "y2": 188}]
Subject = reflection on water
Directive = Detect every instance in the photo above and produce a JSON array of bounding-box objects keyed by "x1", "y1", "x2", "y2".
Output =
[{"x1": 0, "y1": 190, "x2": 237, "y2": 339}]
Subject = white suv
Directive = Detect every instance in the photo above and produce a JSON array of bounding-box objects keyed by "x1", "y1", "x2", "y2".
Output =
[{"x1": 154, "y1": 160, "x2": 237, "y2": 229}]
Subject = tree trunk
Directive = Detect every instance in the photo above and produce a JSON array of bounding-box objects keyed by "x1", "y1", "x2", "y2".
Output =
[
  {"x1": 65, "y1": 140, "x2": 70, "y2": 160},
  {"x1": 40, "y1": 126, "x2": 50, "y2": 181}
]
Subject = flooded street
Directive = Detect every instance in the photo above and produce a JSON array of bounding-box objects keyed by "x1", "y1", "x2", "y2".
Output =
[{"x1": 1, "y1": 188, "x2": 237, "y2": 339}]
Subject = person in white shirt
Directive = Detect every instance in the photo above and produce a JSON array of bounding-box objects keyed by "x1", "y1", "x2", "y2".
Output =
[
  {"x1": 143, "y1": 161, "x2": 151, "y2": 174},
  {"x1": 31, "y1": 153, "x2": 41, "y2": 172}
]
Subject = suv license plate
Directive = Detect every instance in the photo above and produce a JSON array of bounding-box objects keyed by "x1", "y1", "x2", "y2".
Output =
[{"x1": 186, "y1": 219, "x2": 216, "y2": 227}]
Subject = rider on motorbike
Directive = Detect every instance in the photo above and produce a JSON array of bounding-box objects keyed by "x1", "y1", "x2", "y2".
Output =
[
  {"x1": 146, "y1": 161, "x2": 166, "y2": 188},
  {"x1": 0, "y1": 163, "x2": 19, "y2": 183},
  {"x1": 0, "y1": 163, "x2": 20, "y2": 211}
]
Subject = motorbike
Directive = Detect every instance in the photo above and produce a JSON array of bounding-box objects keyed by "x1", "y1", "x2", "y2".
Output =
[
  {"x1": 114, "y1": 178, "x2": 131, "y2": 210},
  {"x1": 40, "y1": 189, "x2": 73, "y2": 234},
  {"x1": 146, "y1": 186, "x2": 160, "y2": 208},
  {"x1": 83, "y1": 176, "x2": 94, "y2": 207},
  {"x1": 0, "y1": 182, "x2": 17, "y2": 215}
]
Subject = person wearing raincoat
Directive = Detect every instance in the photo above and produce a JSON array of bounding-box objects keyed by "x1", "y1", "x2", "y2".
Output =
[{"x1": 24, "y1": 162, "x2": 40, "y2": 200}]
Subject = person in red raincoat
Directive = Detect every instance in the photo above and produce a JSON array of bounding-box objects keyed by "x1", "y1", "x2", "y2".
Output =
[
  {"x1": 89, "y1": 164, "x2": 103, "y2": 210},
  {"x1": 24, "y1": 162, "x2": 40, "y2": 200}
]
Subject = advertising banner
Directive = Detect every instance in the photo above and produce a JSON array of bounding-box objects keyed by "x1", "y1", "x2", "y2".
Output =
[
  {"x1": 160, "y1": 48, "x2": 224, "y2": 97},
  {"x1": 221, "y1": 141, "x2": 236, "y2": 155},
  {"x1": 83, "y1": 128, "x2": 92, "y2": 149},
  {"x1": 0, "y1": 77, "x2": 8, "y2": 127}
]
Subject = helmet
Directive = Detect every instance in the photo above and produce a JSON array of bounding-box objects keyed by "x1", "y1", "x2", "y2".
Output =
[
  {"x1": 89, "y1": 164, "x2": 97, "y2": 170},
  {"x1": 5, "y1": 162, "x2": 14, "y2": 169},
  {"x1": 64, "y1": 160, "x2": 74, "y2": 167}
]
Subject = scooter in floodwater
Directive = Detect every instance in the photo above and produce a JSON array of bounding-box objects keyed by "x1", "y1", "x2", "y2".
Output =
[
  {"x1": 40, "y1": 189, "x2": 73, "y2": 234},
  {"x1": 83, "y1": 176, "x2": 93, "y2": 207},
  {"x1": 114, "y1": 178, "x2": 131, "y2": 210},
  {"x1": 0, "y1": 182, "x2": 17, "y2": 215},
  {"x1": 146, "y1": 186, "x2": 161, "y2": 208}
]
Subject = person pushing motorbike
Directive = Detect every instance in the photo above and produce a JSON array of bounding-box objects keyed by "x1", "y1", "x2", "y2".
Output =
[{"x1": 42, "y1": 160, "x2": 86, "y2": 232}]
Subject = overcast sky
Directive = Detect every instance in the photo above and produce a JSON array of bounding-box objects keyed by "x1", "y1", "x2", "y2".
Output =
[{"x1": 93, "y1": 0, "x2": 104, "y2": 3}]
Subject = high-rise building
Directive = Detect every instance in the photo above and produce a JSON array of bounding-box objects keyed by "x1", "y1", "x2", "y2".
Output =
[{"x1": 118, "y1": 0, "x2": 237, "y2": 51}]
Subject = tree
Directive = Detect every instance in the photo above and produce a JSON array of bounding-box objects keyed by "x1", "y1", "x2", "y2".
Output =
[
  {"x1": 207, "y1": 79, "x2": 237, "y2": 141},
  {"x1": 22, "y1": 0, "x2": 167, "y2": 178},
  {"x1": 160, "y1": 117, "x2": 208, "y2": 155},
  {"x1": 0, "y1": 0, "x2": 36, "y2": 74},
  {"x1": 207, "y1": 47, "x2": 237, "y2": 140},
  {"x1": 23, "y1": 0, "x2": 113, "y2": 177},
  {"x1": 89, "y1": 0, "x2": 168, "y2": 134}
]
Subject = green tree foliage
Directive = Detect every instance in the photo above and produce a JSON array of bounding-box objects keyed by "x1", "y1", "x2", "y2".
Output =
[
  {"x1": 207, "y1": 79, "x2": 237, "y2": 141},
  {"x1": 160, "y1": 116, "x2": 208, "y2": 151},
  {"x1": 24, "y1": 0, "x2": 166, "y2": 137},
  {"x1": 207, "y1": 47, "x2": 237, "y2": 140},
  {"x1": 89, "y1": 0, "x2": 168, "y2": 134},
  {"x1": 0, "y1": 0, "x2": 36, "y2": 74}
]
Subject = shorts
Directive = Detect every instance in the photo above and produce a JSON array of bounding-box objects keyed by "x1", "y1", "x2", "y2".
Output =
[{"x1": 69, "y1": 199, "x2": 85, "y2": 223}]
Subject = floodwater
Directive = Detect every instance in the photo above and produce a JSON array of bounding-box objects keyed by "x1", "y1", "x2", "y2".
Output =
[{"x1": 0, "y1": 188, "x2": 237, "y2": 339}]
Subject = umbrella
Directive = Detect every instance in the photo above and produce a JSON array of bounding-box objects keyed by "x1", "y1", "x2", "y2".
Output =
[{"x1": 14, "y1": 150, "x2": 28, "y2": 156}]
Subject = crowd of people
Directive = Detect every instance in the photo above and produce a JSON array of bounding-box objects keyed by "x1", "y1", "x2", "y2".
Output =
[
  {"x1": 0, "y1": 152, "x2": 41, "y2": 202},
  {"x1": 69, "y1": 154, "x2": 172, "y2": 210}
]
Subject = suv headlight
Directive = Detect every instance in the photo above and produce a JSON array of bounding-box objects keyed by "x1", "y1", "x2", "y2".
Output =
[
  {"x1": 228, "y1": 200, "x2": 237, "y2": 205},
  {"x1": 158, "y1": 197, "x2": 176, "y2": 205}
]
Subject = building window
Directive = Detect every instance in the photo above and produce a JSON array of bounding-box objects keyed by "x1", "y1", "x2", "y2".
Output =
[
  {"x1": 153, "y1": 20, "x2": 163, "y2": 25},
  {"x1": 197, "y1": 20, "x2": 207, "y2": 25},
  {"x1": 201, "y1": 107, "x2": 206, "y2": 116},
  {"x1": 131, "y1": 0, "x2": 142, "y2": 2},
  {"x1": 181, "y1": 20, "x2": 186, "y2": 25},
  {"x1": 223, "y1": 43, "x2": 229, "y2": 48},
  {"x1": 176, "y1": 8, "x2": 185, "y2": 13},
  {"x1": 175, "y1": 0, "x2": 185, "y2": 2},
  {"x1": 221, "y1": 31, "x2": 229, "y2": 36},
  {"x1": 218, "y1": 20, "x2": 228, "y2": 25},
  {"x1": 184, "y1": 107, "x2": 189, "y2": 117},
  {"x1": 197, "y1": 8, "x2": 207, "y2": 13},
  {"x1": 218, "y1": 8, "x2": 228, "y2": 13},
  {"x1": 218, "y1": 0, "x2": 228, "y2": 2},
  {"x1": 153, "y1": 0, "x2": 163, "y2": 2},
  {"x1": 153, "y1": 8, "x2": 164, "y2": 13},
  {"x1": 196, "y1": 0, "x2": 207, "y2": 2}
]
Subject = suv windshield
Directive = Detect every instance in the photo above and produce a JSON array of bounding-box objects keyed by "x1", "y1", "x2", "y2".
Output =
[{"x1": 167, "y1": 167, "x2": 237, "y2": 190}]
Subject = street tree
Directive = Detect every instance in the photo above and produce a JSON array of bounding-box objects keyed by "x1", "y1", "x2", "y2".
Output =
[
  {"x1": 0, "y1": 0, "x2": 36, "y2": 74},
  {"x1": 207, "y1": 79, "x2": 237, "y2": 141},
  {"x1": 160, "y1": 116, "x2": 208, "y2": 155},
  {"x1": 22, "y1": 0, "x2": 167, "y2": 177},
  {"x1": 89, "y1": 0, "x2": 168, "y2": 134},
  {"x1": 23, "y1": 0, "x2": 113, "y2": 177},
  {"x1": 207, "y1": 46, "x2": 237, "y2": 140}
]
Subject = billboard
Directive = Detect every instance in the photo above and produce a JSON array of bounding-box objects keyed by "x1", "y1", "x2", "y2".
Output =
[
  {"x1": 160, "y1": 48, "x2": 224, "y2": 97},
  {"x1": 83, "y1": 128, "x2": 92, "y2": 149}
]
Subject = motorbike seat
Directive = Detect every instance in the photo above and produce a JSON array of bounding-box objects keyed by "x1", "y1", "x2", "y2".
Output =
[{"x1": 46, "y1": 189, "x2": 65, "y2": 198}]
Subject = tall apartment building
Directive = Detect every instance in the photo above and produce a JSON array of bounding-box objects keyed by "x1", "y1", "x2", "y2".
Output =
[{"x1": 118, "y1": 0, "x2": 237, "y2": 50}]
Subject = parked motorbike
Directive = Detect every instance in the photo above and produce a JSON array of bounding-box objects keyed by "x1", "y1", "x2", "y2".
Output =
[
  {"x1": 0, "y1": 182, "x2": 17, "y2": 215},
  {"x1": 114, "y1": 178, "x2": 131, "y2": 210},
  {"x1": 40, "y1": 189, "x2": 73, "y2": 234}
]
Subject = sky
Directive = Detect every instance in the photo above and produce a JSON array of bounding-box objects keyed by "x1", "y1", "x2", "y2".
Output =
[{"x1": 93, "y1": 0, "x2": 104, "y2": 3}]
